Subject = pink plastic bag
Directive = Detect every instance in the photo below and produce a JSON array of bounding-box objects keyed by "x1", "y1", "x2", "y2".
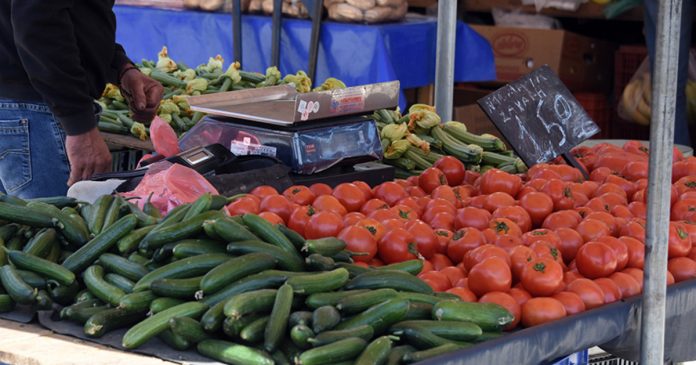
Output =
[
  {"x1": 150, "y1": 116, "x2": 181, "y2": 157},
  {"x1": 121, "y1": 161, "x2": 219, "y2": 215}
]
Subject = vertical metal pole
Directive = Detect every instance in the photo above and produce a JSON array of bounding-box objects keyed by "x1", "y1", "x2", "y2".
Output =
[
  {"x1": 232, "y1": 0, "x2": 243, "y2": 64},
  {"x1": 640, "y1": 1, "x2": 682, "y2": 364},
  {"x1": 271, "y1": 0, "x2": 283, "y2": 67},
  {"x1": 434, "y1": 0, "x2": 457, "y2": 122},
  {"x1": 307, "y1": 0, "x2": 324, "y2": 82}
]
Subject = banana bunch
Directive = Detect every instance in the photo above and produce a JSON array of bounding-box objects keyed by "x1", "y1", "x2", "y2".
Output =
[{"x1": 621, "y1": 72, "x2": 652, "y2": 125}]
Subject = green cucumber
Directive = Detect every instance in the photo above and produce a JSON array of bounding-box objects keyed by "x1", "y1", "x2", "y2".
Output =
[
  {"x1": 336, "y1": 288, "x2": 398, "y2": 314},
  {"x1": 201, "y1": 300, "x2": 228, "y2": 333},
  {"x1": 29, "y1": 196, "x2": 77, "y2": 209},
  {"x1": 197, "y1": 339, "x2": 274, "y2": 365},
  {"x1": 151, "y1": 276, "x2": 202, "y2": 300},
  {"x1": 335, "y1": 263, "x2": 369, "y2": 277},
  {"x1": 83, "y1": 265, "x2": 125, "y2": 306},
  {"x1": 117, "y1": 226, "x2": 155, "y2": 254},
  {"x1": 305, "y1": 290, "x2": 371, "y2": 310},
  {"x1": 308, "y1": 325, "x2": 374, "y2": 347},
  {"x1": 139, "y1": 211, "x2": 221, "y2": 250},
  {"x1": 65, "y1": 305, "x2": 111, "y2": 324},
  {"x1": 209, "y1": 195, "x2": 230, "y2": 211},
  {"x1": 59, "y1": 298, "x2": 103, "y2": 320},
  {"x1": 182, "y1": 193, "x2": 212, "y2": 221},
  {"x1": 5, "y1": 235, "x2": 25, "y2": 251},
  {"x1": 222, "y1": 314, "x2": 262, "y2": 338},
  {"x1": 46, "y1": 280, "x2": 80, "y2": 306},
  {"x1": 432, "y1": 300, "x2": 514, "y2": 332},
  {"x1": 356, "y1": 335, "x2": 394, "y2": 365},
  {"x1": 345, "y1": 270, "x2": 433, "y2": 294},
  {"x1": 84, "y1": 307, "x2": 146, "y2": 338},
  {"x1": 226, "y1": 240, "x2": 304, "y2": 272},
  {"x1": 35, "y1": 289, "x2": 53, "y2": 310},
  {"x1": 104, "y1": 273, "x2": 135, "y2": 293},
  {"x1": 239, "y1": 315, "x2": 270, "y2": 343},
  {"x1": 61, "y1": 214, "x2": 138, "y2": 273},
  {"x1": 16, "y1": 269, "x2": 46, "y2": 288},
  {"x1": 150, "y1": 297, "x2": 185, "y2": 314},
  {"x1": 151, "y1": 242, "x2": 178, "y2": 264},
  {"x1": 159, "y1": 329, "x2": 191, "y2": 351},
  {"x1": 396, "y1": 292, "x2": 449, "y2": 306},
  {"x1": 7, "y1": 249, "x2": 75, "y2": 286},
  {"x1": 223, "y1": 289, "x2": 277, "y2": 319},
  {"x1": 277, "y1": 224, "x2": 305, "y2": 250},
  {"x1": 210, "y1": 217, "x2": 258, "y2": 242},
  {"x1": 44, "y1": 242, "x2": 61, "y2": 263},
  {"x1": 202, "y1": 220, "x2": 222, "y2": 241},
  {"x1": 402, "y1": 343, "x2": 463, "y2": 363},
  {"x1": 242, "y1": 214, "x2": 296, "y2": 253},
  {"x1": 386, "y1": 345, "x2": 416, "y2": 365},
  {"x1": 168, "y1": 317, "x2": 211, "y2": 344},
  {"x1": 335, "y1": 298, "x2": 410, "y2": 335},
  {"x1": 0, "y1": 265, "x2": 37, "y2": 304},
  {"x1": 286, "y1": 268, "x2": 350, "y2": 294},
  {"x1": 302, "y1": 238, "x2": 346, "y2": 257},
  {"x1": 201, "y1": 252, "x2": 277, "y2": 294},
  {"x1": 133, "y1": 253, "x2": 229, "y2": 292},
  {"x1": 402, "y1": 301, "x2": 434, "y2": 320},
  {"x1": 0, "y1": 202, "x2": 53, "y2": 227},
  {"x1": 98, "y1": 253, "x2": 149, "y2": 281},
  {"x1": 128, "y1": 252, "x2": 150, "y2": 266},
  {"x1": 172, "y1": 239, "x2": 225, "y2": 258},
  {"x1": 122, "y1": 301, "x2": 209, "y2": 349},
  {"x1": 390, "y1": 320, "x2": 482, "y2": 341},
  {"x1": 332, "y1": 251, "x2": 355, "y2": 263},
  {"x1": 126, "y1": 203, "x2": 159, "y2": 227},
  {"x1": 312, "y1": 306, "x2": 341, "y2": 334},
  {"x1": 374, "y1": 260, "x2": 423, "y2": 275},
  {"x1": 75, "y1": 289, "x2": 97, "y2": 303},
  {"x1": 87, "y1": 195, "x2": 114, "y2": 235},
  {"x1": 305, "y1": 254, "x2": 335, "y2": 271},
  {"x1": 0, "y1": 294, "x2": 14, "y2": 312},
  {"x1": 264, "y1": 283, "x2": 293, "y2": 352},
  {"x1": 118, "y1": 290, "x2": 157, "y2": 312},
  {"x1": 289, "y1": 311, "x2": 313, "y2": 327},
  {"x1": 0, "y1": 224, "x2": 18, "y2": 242},
  {"x1": 201, "y1": 270, "x2": 303, "y2": 307},
  {"x1": 290, "y1": 324, "x2": 314, "y2": 349},
  {"x1": 390, "y1": 325, "x2": 468, "y2": 349},
  {"x1": 22, "y1": 228, "x2": 56, "y2": 258},
  {"x1": 296, "y1": 337, "x2": 367, "y2": 365}
]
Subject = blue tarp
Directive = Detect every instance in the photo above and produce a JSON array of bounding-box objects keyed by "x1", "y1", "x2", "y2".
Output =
[{"x1": 113, "y1": 5, "x2": 495, "y2": 109}]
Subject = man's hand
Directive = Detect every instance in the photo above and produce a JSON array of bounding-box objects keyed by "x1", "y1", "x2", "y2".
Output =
[
  {"x1": 66, "y1": 128, "x2": 112, "y2": 186},
  {"x1": 120, "y1": 66, "x2": 164, "y2": 122}
]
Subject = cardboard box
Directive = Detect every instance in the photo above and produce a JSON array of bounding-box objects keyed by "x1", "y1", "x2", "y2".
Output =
[{"x1": 470, "y1": 25, "x2": 615, "y2": 92}]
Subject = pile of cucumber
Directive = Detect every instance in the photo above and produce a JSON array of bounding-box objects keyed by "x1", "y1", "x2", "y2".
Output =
[{"x1": 0, "y1": 192, "x2": 513, "y2": 365}]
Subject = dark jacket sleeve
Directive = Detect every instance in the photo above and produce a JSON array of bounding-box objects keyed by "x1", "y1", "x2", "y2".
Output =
[
  {"x1": 113, "y1": 43, "x2": 133, "y2": 82},
  {"x1": 10, "y1": 0, "x2": 97, "y2": 136}
]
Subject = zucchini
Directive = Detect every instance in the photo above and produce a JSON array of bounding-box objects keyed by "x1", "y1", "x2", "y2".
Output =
[
  {"x1": 402, "y1": 343, "x2": 464, "y2": 364},
  {"x1": 210, "y1": 217, "x2": 259, "y2": 242},
  {"x1": 117, "y1": 225, "x2": 155, "y2": 254},
  {"x1": 83, "y1": 265, "x2": 125, "y2": 306},
  {"x1": 335, "y1": 298, "x2": 410, "y2": 335},
  {"x1": 7, "y1": 249, "x2": 75, "y2": 286},
  {"x1": 98, "y1": 253, "x2": 149, "y2": 281},
  {"x1": 223, "y1": 289, "x2": 277, "y2": 319},
  {"x1": 242, "y1": 214, "x2": 296, "y2": 253},
  {"x1": 264, "y1": 283, "x2": 293, "y2": 352},
  {"x1": 312, "y1": 306, "x2": 341, "y2": 334},
  {"x1": 222, "y1": 314, "x2": 261, "y2": 338},
  {"x1": 197, "y1": 339, "x2": 274, "y2": 365},
  {"x1": 296, "y1": 337, "x2": 367, "y2": 365},
  {"x1": 285, "y1": 268, "x2": 350, "y2": 294},
  {"x1": 200, "y1": 252, "x2": 276, "y2": 294},
  {"x1": 61, "y1": 214, "x2": 138, "y2": 273},
  {"x1": 104, "y1": 273, "x2": 135, "y2": 293},
  {"x1": 226, "y1": 240, "x2": 304, "y2": 272},
  {"x1": 355, "y1": 335, "x2": 394, "y2": 365},
  {"x1": 84, "y1": 308, "x2": 146, "y2": 338},
  {"x1": 0, "y1": 265, "x2": 37, "y2": 304},
  {"x1": 133, "y1": 253, "x2": 229, "y2": 292},
  {"x1": 118, "y1": 290, "x2": 157, "y2": 312},
  {"x1": 308, "y1": 325, "x2": 374, "y2": 347},
  {"x1": 139, "y1": 211, "x2": 221, "y2": 250},
  {"x1": 302, "y1": 238, "x2": 346, "y2": 257},
  {"x1": 390, "y1": 320, "x2": 482, "y2": 341},
  {"x1": 305, "y1": 290, "x2": 371, "y2": 310},
  {"x1": 336, "y1": 288, "x2": 398, "y2": 314},
  {"x1": 22, "y1": 228, "x2": 56, "y2": 258},
  {"x1": 168, "y1": 317, "x2": 211, "y2": 344},
  {"x1": 172, "y1": 239, "x2": 225, "y2": 258},
  {"x1": 345, "y1": 270, "x2": 433, "y2": 294},
  {"x1": 0, "y1": 294, "x2": 14, "y2": 312},
  {"x1": 0, "y1": 202, "x2": 53, "y2": 227},
  {"x1": 122, "y1": 301, "x2": 209, "y2": 349},
  {"x1": 290, "y1": 324, "x2": 314, "y2": 349},
  {"x1": 150, "y1": 297, "x2": 185, "y2": 314},
  {"x1": 432, "y1": 300, "x2": 514, "y2": 332},
  {"x1": 151, "y1": 276, "x2": 202, "y2": 300},
  {"x1": 239, "y1": 315, "x2": 270, "y2": 343}
]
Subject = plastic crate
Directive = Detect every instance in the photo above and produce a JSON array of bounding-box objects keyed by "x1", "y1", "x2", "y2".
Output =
[
  {"x1": 111, "y1": 149, "x2": 146, "y2": 172},
  {"x1": 551, "y1": 350, "x2": 589, "y2": 365},
  {"x1": 589, "y1": 352, "x2": 637, "y2": 365},
  {"x1": 613, "y1": 45, "x2": 648, "y2": 102},
  {"x1": 574, "y1": 92, "x2": 612, "y2": 139}
]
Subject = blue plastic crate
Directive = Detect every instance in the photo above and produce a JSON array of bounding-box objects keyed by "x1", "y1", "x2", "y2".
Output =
[{"x1": 552, "y1": 349, "x2": 590, "y2": 365}]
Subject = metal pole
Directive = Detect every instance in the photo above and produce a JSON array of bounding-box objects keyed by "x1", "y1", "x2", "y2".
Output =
[
  {"x1": 271, "y1": 0, "x2": 282, "y2": 67},
  {"x1": 307, "y1": 0, "x2": 324, "y2": 82},
  {"x1": 434, "y1": 0, "x2": 457, "y2": 122},
  {"x1": 232, "y1": 0, "x2": 243, "y2": 64},
  {"x1": 640, "y1": 1, "x2": 682, "y2": 364}
]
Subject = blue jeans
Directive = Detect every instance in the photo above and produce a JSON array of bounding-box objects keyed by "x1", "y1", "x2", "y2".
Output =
[
  {"x1": 0, "y1": 99, "x2": 71, "y2": 198},
  {"x1": 644, "y1": 0, "x2": 694, "y2": 146}
]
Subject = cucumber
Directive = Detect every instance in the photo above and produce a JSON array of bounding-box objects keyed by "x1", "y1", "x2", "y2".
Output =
[
  {"x1": 197, "y1": 339, "x2": 274, "y2": 365},
  {"x1": 26, "y1": 202, "x2": 87, "y2": 245},
  {"x1": 126, "y1": 203, "x2": 159, "y2": 227},
  {"x1": 202, "y1": 270, "x2": 303, "y2": 307},
  {"x1": 123, "y1": 301, "x2": 209, "y2": 349},
  {"x1": 271, "y1": 349, "x2": 291, "y2": 365},
  {"x1": 210, "y1": 217, "x2": 258, "y2": 242},
  {"x1": 336, "y1": 288, "x2": 398, "y2": 314},
  {"x1": 289, "y1": 311, "x2": 313, "y2": 327},
  {"x1": 242, "y1": 214, "x2": 296, "y2": 253},
  {"x1": 222, "y1": 314, "x2": 262, "y2": 338},
  {"x1": 0, "y1": 202, "x2": 53, "y2": 227},
  {"x1": 286, "y1": 268, "x2": 350, "y2": 294},
  {"x1": 223, "y1": 289, "x2": 277, "y2": 319},
  {"x1": 84, "y1": 307, "x2": 146, "y2": 338},
  {"x1": 5, "y1": 235, "x2": 25, "y2": 251},
  {"x1": 61, "y1": 214, "x2": 138, "y2": 273},
  {"x1": 276, "y1": 224, "x2": 305, "y2": 250},
  {"x1": 139, "y1": 211, "x2": 221, "y2": 250},
  {"x1": 374, "y1": 260, "x2": 423, "y2": 275},
  {"x1": 87, "y1": 195, "x2": 114, "y2": 235},
  {"x1": 395, "y1": 292, "x2": 449, "y2": 306},
  {"x1": 302, "y1": 238, "x2": 346, "y2": 257},
  {"x1": 0, "y1": 294, "x2": 14, "y2": 312},
  {"x1": 264, "y1": 283, "x2": 293, "y2": 352},
  {"x1": 290, "y1": 324, "x2": 314, "y2": 349},
  {"x1": 312, "y1": 306, "x2": 341, "y2": 334},
  {"x1": 432, "y1": 300, "x2": 514, "y2": 332},
  {"x1": 127, "y1": 252, "x2": 150, "y2": 266},
  {"x1": 118, "y1": 290, "x2": 157, "y2": 312},
  {"x1": 402, "y1": 301, "x2": 434, "y2": 320},
  {"x1": 201, "y1": 253, "x2": 277, "y2": 294},
  {"x1": 305, "y1": 254, "x2": 335, "y2": 271},
  {"x1": 391, "y1": 320, "x2": 482, "y2": 341},
  {"x1": 151, "y1": 242, "x2": 177, "y2": 264},
  {"x1": 201, "y1": 300, "x2": 228, "y2": 333},
  {"x1": 305, "y1": 290, "x2": 371, "y2": 309},
  {"x1": 402, "y1": 343, "x2": 463, "y2": 364},
  {"x1": 29, "y1": 196, "x2": 77, "y2": 209},
  {"x1": 0, "y1": 265, "x2": 37, "y2": 304},
  {"x1": 44, "y1": 242, "x2": 61, "y2": 263},
  {"x1": 335, "y1": 298, "x2": 410, "y2": 335},
  {"x1": 202, "y1": 220, "x2": 222, "y2": 241},
  {"x1": 159, "y1": 329, "x2": 191, "y2": 351},
  {"x1": 16, "y1": 269, "x2": 46, "y2": 288},
  {"x1": 390, "y1": 325, "x2": 467, "y2": 349},
  {"x1": 150, "y1": 297, "x2": 185, "y2": 314},
  {"x1": 60, "y1": 207, "x2": 91, "y2": 244},
  {"x1": 308, "y1": 325, "x2": 374, "y2": 347},
  {"x1": 35, "y1": 289, "x2": 53, "y2": 310},
  {"x1": 345, "y1": 270, "x2": 433, "y2": 294},
  {"x1": 296, "y1": 337, "x2": 367, "y2": 365},
  {"x1": 183, "y1": 193, "x2": 212, "y2": 221},
  {"x1": 65, "y1": 305, "x2": 111, "y2": 324},
  {"x1": 117, "y1": 226, "x2": 155, "y2": 254},
  {"x1": 209, "y1": 195, "x2": 229, "y2": 211},
  {"x1": 335, "y1": 263, "x2": 369, "y2": 277},
  {"x1": 0, "y1": 224, "x2": 18, "y2": 242},
  {"x1": 98, "y1": 253, "x2": 149, "y2": 281},
  {"x1": 83, "y1": 265, "x2": 125, "y2": 306},
  {"x1": 22, "y1": 228, "x2": 56, "y2": 257},
  {"x1": 104, "y1": 273, "x2": 135, "y2": 294},
  {"x1": 151, "y1": 276, "x2": 202, "y2": 300},
  {"x1": 239, "y1": 315, "x2": 270, "y2": 343},
  {"x1": 387, "y1": 345, "x2": 416, "y2": 365},
  {"x1": 0, "y1": 245, "x2": 5, "y2": 266},
  {"x1": 46, "y1": 280, "x2": 80, "y2": 306},
  {"x1": 168, "y1": 317, "x2": 211, "y2": 344},
  {"x1": 75, "y1": 289, "x2": 97, "y2": 303},
  {"x1": 356, "y1": 335, "x2": 394, "y2": 365},
  {"x1": 7, "y1": 249, "x2": 75, "y2": 286},
  {"x1": 133, "y1": 253, "x2": 229, "y2": 292},
  {"x1": 172, "y1": 239, "x2": 225, "y2": 258},
  {"x1": 59, "y1": 298, "x2": 103, "y2": 320},
  {"x1": 226, "y1": 240, "x2": 304, "y2": 272}
]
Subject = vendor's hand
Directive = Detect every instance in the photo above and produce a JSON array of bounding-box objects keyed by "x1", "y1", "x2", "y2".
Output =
[
  {"x1": 120, "y1": 65, "x2": 164, "y2": 123},
  {"x1": 66, "y1": 127, "x2": 112, "y2": 186}
]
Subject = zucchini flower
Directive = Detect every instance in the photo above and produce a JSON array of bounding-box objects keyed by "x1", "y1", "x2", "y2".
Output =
[
  {"x1": 283, "y1": 71, "x2": 312, "y2": 93},
  {"x1": 171, "y1": 95, "x2": 191, "y2": 113},
  {"x1": 409, "y1": 103, "x2": 436, "y2": 114},
  {"x1": 186, "y1": 78, "x2": 209, "y2": 95},
  {"x1": 408, "y1": 110, "x2": 441, "y2": 131},
  {"x1": 199, "y1": 55, "x2": 224, "y2": 73},
  {"x1": 174, "y1": 68, "x2": 197, "y2": 82},
  {"x1": 158, "y1": 99, "x2": 181, "y2": 115},
  {"x1": 406, "y1": 133, "x2": 430, "y2": 153},
  {"x1": 313, "y1": 77, "x2": 347, "y2": 92},
  {"x1": 384, "y1": 139, "x2": 410, "y2": 160},
  {"x1": 257, "y1": 66, "x2": 282, "y2": 87},
  {"x1": 156, "y1": 47, "x2": 178, "y2": 73},
  {"x1": 138, "y1": 67, "x2": 152, "y2": 76},
  {"x1": 158, "y1": 113, "x2": 173, "y2": 123},
  {"x1": 222, "y1": 61, "x2": 242, "y2": 84},
  {"x1": 130, "y1": 122, "x2": 148, "y2": 141},
  {"x1": 381, "y1": 123, "x2": 408, "y2": 141},
  {"x1": 102, "y1": 84, "x2": 124, "y2": 102},
  {"x1": 96, "y1": 100, "x2": 108, "y2": 111}
]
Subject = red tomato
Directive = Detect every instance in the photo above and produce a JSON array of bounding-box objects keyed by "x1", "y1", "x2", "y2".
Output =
[
  {"x1": 594, "y1": 236, "x2": 629, "y2": 271},
  {"x1": 489, "y1": 218, "x2": 523, "y2": 238},
  {"x1": 519, "y1": 192, "x2": 554, "y2": 228},
  {"x1": 446, "y1": 287, "x2": 477, "y2": 302},
  {"x1": 382, "y1": 218, "x2": 406, "y2": 231},
  {"x1": 434, "y1": 229, "x2": 453, "y2": 254},
  {"x1": 464, "y1": 244, "x2": 511, "y2": 271},
  {"x1": 529, "y1": 241, "x2": 564, "y2": 265},
  {"x1": 313, "y1": 195, "x2": 348, "y2": 216},
  {"x1": 227, "y1": 196, "x2": 261, "y2": 216},
  {"x1": 396, "y1": 197, "x2": 423, "y2": 216},
  {"x1": 494, "y1": 234, "x2": 524, "y2": 253},
  {"x1": 337, "y1": 225, "x2": 377, "y2": 262},
  {"x1": 421, "y1": 260, "x2": 434, "y2": 273},
  {"x1": 521, "y1": 229, "x2": 561, "y2": 247},
  {"x1": 510, "y1": 246, "x2": 536, "y2": 282},
  {"x1": 251, "y1": 185, "x2": 279, "y2": 199},
  {"x1": 452, "y1": 186, "x2": 474, "y2": 207},
  {"x1": 668, "y1": 271, "x2": 676, "y2": 285},
  {"x1": 522, "y1": 298, "x2": 567, "y2": 327},
  {"x1": 342, "y1": 212, "x2": 366, "y2": 227},
  {"x1": 509, "y1": 287, "x2": 533, "y2": 307},
  {"x1": 479, "y1": 292, "x2": 521, "y2": 330},
  {"x1": 566, "y1": 278, "x2": 605, "y2": 310},
  {"x1": 609, "y1": 272, "x2": 641, "y2": 298},
  {"x1": 621, "y1": 268, "x2": 644, "y2": 291},
  {"x1": 258, "y1": 211, "x2": 284, "y2": 225},
  {"x1": 418, "y1": 167, "x2": 449, "y2": 194},
  {"x1": 555, "y1": 227, "x2": 584, "y2": 263},
  {"x1": 594, "y1": 278, "x2": 622, "y2": 304},
  {"x1": 368, "y1": 258, "x2": 384, "y2": 267},
  {"x1": 455, "y1": 207, "x2": 491, "y2": 231},
  {"x1": 360, "y1": 198, "x2": 390, "y2": 216},
  {"x1": 378, "y1": 228, "x2": 419, "y2": 264},
  {"x1": 492, "y1": 206, "x2": 533, "y2": 233},
  {"x1": 422, "y1": 205, "x2": 455, "y2": 224},
  {"x1": 620, "y1": 220, "x2": 646, "y2": 242},
  {"x1": 287, "y1": 206, "x2": 315, "y2": 237},
  {"x1": 352, "y1": 181, "x2": 373, "y2": 199},
  {"x1": 484, "y1": 192, "x2": 516, "y2": 213},
  {"x1": 542, "y1": 210, "x2": 582, "y2": 230},
  {"x1": 434, "y1": 156, "x2": 466, "y2": 186},
  {"x1": 429, "y1": 212, "x2": 456, "y2": 231},
  {"x1": 332, "y1": 183, "x2": 367, "y2": 213},
  {"x1": 576, "y1": 219, "x2": 612, "y2": 243},
  {"x1": 671, "y1": 199, "x2": 696, "y2": 222},
  {"x1": 480, "y1": 169, "x2": 523, "y2": 197},
  {"x1": 481, "y1": 228, "x2": 498, "y2": 245},
  {"x1": 668, "y1": 222, "x2": 692, "y2": 258},
  {"x1": 406, "y1": 186, "x2": 428, "y2": 199},
  {"x1": 356, "y1": 218, "x2": 386, "y2": 242},
  {"x1": 584, "y1": 211, "x2": 618, "y2": 236},
  {"x1": 309, "y1": 183, "x2": 333, "y2": 196},
  {"x1": 575, "y1": 241, "x2": 617, "y2": 279},
  {"x1": 521, "y1": 257, "x2": 564, "y2": 297},
  {"x1": 430, "y1": 254, "x2": 454, "y2": 271},
  {"x1": 668, "y1": 257, "x2": 696, "y2": 282},
  {"x1": 467, "y1": 257, "x2": 512, "y2": 297},
  {"x1": 447, "y1": 228, "x2": 486, "y2": 263},
  {"x1": 440, "y1": 266, "x2": 466, "y2": 287},
  {"x1": 305, "y1": 211, "x2": 344, "y2": 239},
  {"x1": 619, "y1": 236, "x2": 645, "y2": 269},
  {"x1": 542, "y1": 179, "x2": 575, "y2": 211},
  {"x1": 406, "y1": 221, "x2": 439, "y2": 259},
  {"x1": 391, "y1": 204, "x2": 420, "y2": 222},
  {"x1": 418, "y1": 270, "x2": 451, "y2": 292},
  {"x1": 373, "y1": 182, "x2": 408, "y2": 206},
  {"x1": 259, "y1": 195, "x2": 293, "y2": 223},
  {"x1": 283, "y1": 185, "x2": 316, "y2": 205},
  {"x1": 672, "y1": 157, "x2": 696, "y2": 183},
  {"x1": 552, "y1": 291, "x2": 586, "y2": 315}
]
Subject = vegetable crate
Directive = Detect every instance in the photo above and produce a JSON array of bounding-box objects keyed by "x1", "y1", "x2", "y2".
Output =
[{"x1": 551, "y1": 350, "x2": 589, "y2": 365}]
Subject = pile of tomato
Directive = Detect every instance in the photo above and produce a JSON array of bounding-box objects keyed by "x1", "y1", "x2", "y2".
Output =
[{"x1": 225, "y1": 140, "x2": 696, "y2": 330}]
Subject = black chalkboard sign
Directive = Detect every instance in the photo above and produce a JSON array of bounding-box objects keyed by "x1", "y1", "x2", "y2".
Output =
[{"x1": 477, "y1": 66, "x2": 600, "y2": 168}]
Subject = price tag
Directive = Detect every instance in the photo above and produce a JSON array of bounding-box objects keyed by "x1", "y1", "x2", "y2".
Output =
[{"x1": 477, "y1": 66, "x2": 600, "y2": 171}]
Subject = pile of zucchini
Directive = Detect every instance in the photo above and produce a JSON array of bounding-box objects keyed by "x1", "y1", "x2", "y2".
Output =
[
  {"x1": 374, "y1": 104, "x2": 527, "y2": 177},
  {"x1": 0, "y1": 192, "x2": 513, "y2": 365}
]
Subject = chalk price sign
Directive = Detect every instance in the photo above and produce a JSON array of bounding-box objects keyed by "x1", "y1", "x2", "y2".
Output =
[{"x1": 477, "y1": 66, "x2": 600, "y2": 167}]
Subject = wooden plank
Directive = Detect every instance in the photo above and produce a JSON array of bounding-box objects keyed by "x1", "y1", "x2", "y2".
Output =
[
  {"x1": 462, "y1": 0, "x2": 644, "y2": 21},
  {"x1": 0, "y1": 319, "x2": 176, "y2": 365},
  {"x1": 101, "y1": 132, "x2": 154, "y2": 151}
]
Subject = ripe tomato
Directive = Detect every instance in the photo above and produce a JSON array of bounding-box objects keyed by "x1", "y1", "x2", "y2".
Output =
[
  {"x1": 620, "y1": 219, "x2": 646, "y2": 242},
  {"x1": 251, "y1": 185, "x2": 279, "y2": 199},
  {"x1": 522, "y1": 297, "x2": 566, "y2": 327},
  {"x1": 621, "y1": 268, "x2": 644, "y2": 291},
  {"x1": 605, "y1": 174, "x2": 637, "y2": 197},
  {"x1": 672, "y1": 157, "x2": 696, "y2": 183},
  {"x1": 382, "y1": 218, "x2": 406, "y2": 231},
  {"x1": 594, "y1": 278, "x2": 622, "y2": 304},
  {"x1": 584, "y1": 211, "x2": 617, "y2": 236},
  {"x1": 337, "y1": 225, "x2": 376, "y2": 262},
  {"x1": 522, "y1": 229, "x2": 560, "y2": 247},
  {"x1": 671, "y1": 199, "x2": 696, "y2": 222},
  {"x1": 578, "y1": 181, "x2": 600, "y2": 199},
  {"x1": 396, "y1": 198, "x2": 423, "y2": 217},
  {"x1": 452, "y1": 186, "x2": 473, "y2": 206},
  {"x1": 305, "y1": 211, "x2": 344, "y2": 239},
  {"x1": 667, "y1": 271, "x2": 676, "y2": 285},
  {"x1": 391, "y1": 204, "x2": 419, "y2": 222},
  {"x1": 227, "y1": 196, "x2": 261, "y2": 216},
  {"x1": 435, "y1": 229, "x2": 452, "y2": 254},
  {"x1": 287, "y1": 206, "x2": 315, "y2": 237},
  {"x1": 510, "y1": 245, "x2": 536, "y2": 282},
  {"x1": 440, "y1": 266, "x2": 466, "y2": 287},
  {"x1": 430, "y1": 254, "x2": 454, "y2": 271},
  {"x1": 332, "y1": 183, "x2": 367, "y2": 212},
  {"x1": 554, "y1": 228, "x2": 583, "y2": 264},
  {"x1": 361, "y1": 199, "x2": 390, "y2": 216},
  {"x1": 566, "y1": 278, "x2": 605, "y2": 309},
  {"x1": 373, "y1": 182, "x2": 408, "y2": 206},
  {"x1": 481, "y1": 228, "x2": 498, "y2": 245},
  {"x1": 368, "y1": 258, "x2": 384, "y2": 267},
  {"x1": 575, "y1": 241, "x2": 617, "y2": 279},
  {"x1": 446, "y1": 287, "x2": 477, "y2": 302},
  {"x1": 419, "y1": 167, "x2": 449, "y2": 194},
  {"x1": 406, "y1": 186, "x2": 428, "y2": 199},
  {"x1": 542, "y1": 179, "x2": 575, "y2": 211},
  {"x1": 575, "y1": 219, "x2": 612, "y2": 243},
  {"x1": 469, "y1": 195, "x2": 487, "y2": 210},
  {"x1": 619, "y1": 236, "x2": 645, "y2": 269},
  {"x1": 480, "y1": 169, "x2": 522, "y2": 197},
  {"x1": 494, "y1": 234, "x2": 523, "y2": 253},
  {"x1": 479, "y1": 292, "x2": 521, "y2": 330},
  {"x1": 434, "y1": 156, "x2": 466, "y2": 186},
  {"x1": 422, "y1": 205, "x2": 455, "y2": 224},
  {"x1": 492, "y1": 206, "x2": 532, "y2": 233},
  {"x1": 309, "y1": 183, "x2": 333, "y2": 196},
  {"x1": 552, "y1": 291, "x2": 586, "y2": 315},
  {"x1": 509, "y1": 287, "x2": 533, "y2": 307},
  {"x1": 521, "y1": 257, "x2": 564, "y2": 296},
  {"x1": 467, "y1": 257, "x2": 512, "y2": 297},
  {"x1": 355, "y1": 218, "x2": 385, "y2": 242},
  {"x1": 406, "y1": 221, "x2": 439, "y2": 259},
  {"x1": 595, "y1": 236, "x2": 629, "y2": 271},
  {"x1": 283, "y1": 185, "x2": 316, "y2": 205},
  {"x1": 464, "y1": 244, "x2": 511, "y2": 271},
  {"x1": 343, "y1": 212, "x2": 366, "y2": 227},
  {"x1": 429, "y1": 186, "x2": 459, "y2": 208},
  {"x1": 429, "y1": 212, "x2": 456, "y2": 231},
  {"x1": 667, "y1": 257, "x2": 696, "y2": 282},
  {"x1": 674, "y1": 176, "x2": 696, "y2": 196},
  {"x1": 455, "y1": 207, "x2": 491, "y2": 231},
  {"x1": 668, "y1": 222, "x2": 692, "y2": 258},
  {"x1": 368, "y1": 209, "x2": 399, "y2": 223},
  {"x1": 418, "y1": 270, "x2": 451, "y2": 292},
  {"x1": 378, "y1": 228, "x2": 419, "y2": 264},
  {"x1": 313, "y1": 195, "x2": 348, "y2": 216},
  {"x1": 529, "y1": 241, "x2": 564, "y2": 266},
  {"x1": 259, "y1": 195, "x2": 293, "y2": 223},
  {"x1": 483, "y1": 192, "x2": 516, "y2": 213},
  {"x1": 447, "y1": 228, "x2": 486, "y2": 263},
  {"x1": 489, "y1": 218, "x2": 523, "y2": 238},
  {"x1": 519, "y1": 192, "x2": 554, "y2": 228},
  {"x1": 258, "y1": 211, "x2": 284, "y2": 225},
  {"x1": 609, "y1": 272, "x2": 641, "y2": 298},
  {"x1": 352, "y1": 181, "x2": 373, "y2": 199},
  {"x1": 542, "y1": 210, "x2": 582, "y2": 230}
]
